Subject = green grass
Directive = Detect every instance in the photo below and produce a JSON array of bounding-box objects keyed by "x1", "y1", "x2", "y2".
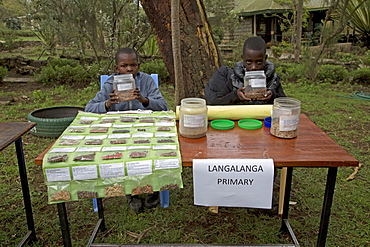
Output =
[{"x1": 0, "y1": 80, "x2": 369, "y2": 246}]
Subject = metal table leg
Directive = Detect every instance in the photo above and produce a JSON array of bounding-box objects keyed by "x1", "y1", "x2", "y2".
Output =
[
  {"x1": 15, "y1": 137, "x2": 37, "y2": 245},
  {"x1": 57, "y1": 203, "x2": 72, "y2": 247},
  {"x1": 317, "y1": 167, "x2": 338, "y2": 247}
]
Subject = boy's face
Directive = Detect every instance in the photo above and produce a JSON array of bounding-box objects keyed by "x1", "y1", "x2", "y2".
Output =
[
  {"x1": 114, "y1": 53, "x2": 140, "y2": 77},
  {"x1": 241, "y1": 49, "x2": 267, "y2": 71}
]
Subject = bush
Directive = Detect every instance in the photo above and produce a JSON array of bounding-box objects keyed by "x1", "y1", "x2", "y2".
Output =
[
  {"x1": 316, "y1": 64, "x2": 349, "y2": 83},
  {"x1": 275, "y1": 62, "x2": 309, "y2": 83},
  {"x1": 36, "y1": 58, "x2": 99, "y2": 86},
  {"x1": 332, "y1": 52, "x2": 360, "y2": 63},
  {"x1": 139, "y1": 59, "x2": 169, "y2": 82},
  {"x1": 0, "y1": 66, "x2": 8, "y2": 81},
  {"x1": 349, "y1": 68, "x2": 370, "y2": 84}
]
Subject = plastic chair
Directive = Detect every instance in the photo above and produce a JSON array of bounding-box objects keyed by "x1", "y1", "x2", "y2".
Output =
[{"x1": 93, "y1": 73, "x2": 169, "y2": 212}]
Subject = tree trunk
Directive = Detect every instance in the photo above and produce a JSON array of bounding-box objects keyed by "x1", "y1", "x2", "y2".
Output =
[
  {"x1": 171, "y1": 0, "x2": 185, "y2": 105},
  {"x1": 140, "y1": 0, "x2": 221, "y2": 102},
  {"x1": 294, "y1": 0, "x2": 303, "y2": 63}
]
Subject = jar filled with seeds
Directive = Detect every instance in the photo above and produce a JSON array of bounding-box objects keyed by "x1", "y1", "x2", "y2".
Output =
[
  {"x1": 244, "y1": 70, "x2": 266, "y2": 99},
  {"x1": 179, "y1": 98, "x2": 208, "y2": 138},
  {"x1": 113, "y1": 74, "x2": 135, "y2": 102},
  {"x1": 270, "y1": 97, "x2": 301, "y2": 138}
]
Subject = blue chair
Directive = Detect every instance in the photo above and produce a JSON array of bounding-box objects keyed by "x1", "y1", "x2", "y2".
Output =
[{"x1": 93, "y1": 73, "x2": 169, "y2": 212}]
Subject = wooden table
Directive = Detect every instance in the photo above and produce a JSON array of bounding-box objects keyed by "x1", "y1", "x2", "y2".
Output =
[
  {"x1": 35, "y1": 114, "x2": 358, "y2": 247},
  {"x1": 178, "y1": 114, "x2": 358, "y2": 246},
  {"x1": 1, "y1": 122, "x2": 37, "y2": 246}
]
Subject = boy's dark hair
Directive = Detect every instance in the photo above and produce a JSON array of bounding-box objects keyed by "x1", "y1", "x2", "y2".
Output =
[
  {"x1": 115, "y1": 47, "x2": 139, "y2": 64},
  {"x1": 243, "y1": 36, "x2": 266, "y2": 54}
]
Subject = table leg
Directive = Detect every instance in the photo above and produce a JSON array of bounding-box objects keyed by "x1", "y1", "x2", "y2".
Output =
[
  {"x1": 57, "y1": 203, "x2": 72, "y2": 247},
  {"x1": 15, "y1": 137, "x2": 37, "y2": 244},
  {"x1": 278, "y1": 167, "x2": 288, "y2": 215},
  {"x1": 317, "y1": 167, "x2": 338, "y2": 247},
  {"x1": 281, "y1": 167, "x2": 293, "y2": 225}
]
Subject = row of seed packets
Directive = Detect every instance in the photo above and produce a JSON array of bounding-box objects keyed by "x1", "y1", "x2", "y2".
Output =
[{"x1": 42, "y1": 111, "x2": 183, "y2": 204}]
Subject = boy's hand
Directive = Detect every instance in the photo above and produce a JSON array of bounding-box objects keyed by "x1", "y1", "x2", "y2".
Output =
[
  {"x1": 238, "y1": 88, "x2": 273, "y2": 102},
  {"x1": 133, "y1": 88, "x2": 149, "y2": 106},
  {"x1": 237, "y1": 87, "x2": 252, "y2": 102},
  {"x1": 105, "y1": 89, "x2": 119, "y2": 109},
  {"x1": 255, "y1": 90, "x2": 272, "y2": 102}
]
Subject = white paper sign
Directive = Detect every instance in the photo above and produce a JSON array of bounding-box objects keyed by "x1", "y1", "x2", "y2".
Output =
[{"x1": 193, "y1": 159, "x2": 274, "y2": 208}]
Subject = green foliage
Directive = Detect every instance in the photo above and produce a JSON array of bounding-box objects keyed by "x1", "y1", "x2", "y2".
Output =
[
  {"x1": 0, "y1": 66, "x2": 8, "y2": 80},
  {"x1": 35, "y1": 58, "x2": 99, "y2": 86},
  {"x1": 362, "y1": 51, "x2": 370, "y2": 66},
  {"x1": 317, "y1": 64, "x2": 349, "y2": 83},
  {"x1": 340, "y1": 0, "x2": 370, "y2": 48},
  {"x1": 275, "y1": 62, "x2": 309, "y2": 83},
  {"x1": 332, "y1": 52, "x2": 360, "y2": 63},
  {"x1": 349, "y1": 67, "x2": 370, "y2": 84},
  {"x1": 0, "y1": 26, "x2": 18, "y2": 50},
  {"x1": 270, "y1": 41, "x2": 293, "y2": 58},
  {"x1": 139, "y1": 35, "x2": 160, "y2": 56},
  {"x1": 140, "y1": 59, "x2": 169, "y2": 82}
]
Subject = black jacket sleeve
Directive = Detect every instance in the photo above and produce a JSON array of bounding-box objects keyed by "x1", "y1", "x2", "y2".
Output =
[{"x1": 204, "y1": 66, "x2": 241, "y2": 105}]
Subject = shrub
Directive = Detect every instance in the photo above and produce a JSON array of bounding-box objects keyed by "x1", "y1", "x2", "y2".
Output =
[
  {"x1": 349, "y1": 68, "x2": 370, "y2": 84},
  {"x1": 275, "y1": 62, "x2": 308, "y2": 83},
  {"x1": 140, "y1": 59, "x2": 169, "y2": 82},
  {"x1": 316, "y1": 64, "x2": 349, "y2": 83},
  {"x1": 332, "y1": 52, "x2": 360, "y2": 63},
  {"x1": 36, "y1": 58, "x2": 99, "y2": 86},
  {"x1": 0, "y1": 66, "x2": 8, "y2": 81}
]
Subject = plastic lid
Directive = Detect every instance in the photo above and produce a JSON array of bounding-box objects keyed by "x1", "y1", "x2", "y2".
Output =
[
  {"x1": 238, "y1": 119, "x2": 263, "y2": 130},
  {"x1": 210, "y1": 119, "x2": 235, "y2": 130},
  {"x1": 264, "y1": 117, "x2": 271, "y2": 128}
]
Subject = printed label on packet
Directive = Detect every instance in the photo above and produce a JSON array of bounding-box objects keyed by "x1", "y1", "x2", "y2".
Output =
[
  {"x1": 102, "y1": 146, "x2": 127, "y2": 152},
  {"x1": 155, "y1": 132, "x2": 177, "y2": 137},
  {"x1": 155, "y1": 158, "x2": 180, "y2": 169},
  {"x1": 99, "y1": 163, "x2": 125, "y2": 178},
  {"x1": 50, "y1": 147, "x2": 76, "y2": 153},
  {"x1": 61, "y1": 135, "x2": 85, "y2": 140},
  {"x1": 45, "y1": 167, "x2": 71, "y2": 182},
  {"x1": 72, "y1": 165, "x2": 98, "y2": 180},
  {"x1": 126, "y1": 160, "x2": 153, "y2": 176}
]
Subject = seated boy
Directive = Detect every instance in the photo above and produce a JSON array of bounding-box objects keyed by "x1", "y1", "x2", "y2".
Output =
[
  {"x1": 204, "y1": 36, "x2": 285, "y2": 105},
  {"x1": 85, "y1": 47, "x2": 168, "y2": 213}
]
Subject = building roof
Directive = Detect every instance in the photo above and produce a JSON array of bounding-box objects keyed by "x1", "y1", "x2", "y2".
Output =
[{"x1": 235, "y1": 0, "x2": 328, "y2": 16}]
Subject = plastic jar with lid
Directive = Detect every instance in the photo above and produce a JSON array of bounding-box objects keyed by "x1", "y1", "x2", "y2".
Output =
[
  {"x1": 113, "y1": 74, "x2": 136, "y2": 102},
  {"x1": 179, "y1": 98, "x2": 208, "y2": 138},
  {"x1": 270, "y1": 97, "x2": 301, "y2": 138},
  {"x1": 244, "y1": 70, "x2": 266, "y2": 99}
]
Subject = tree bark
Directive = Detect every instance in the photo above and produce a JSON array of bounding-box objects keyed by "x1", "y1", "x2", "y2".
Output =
[
  {"x1": 171, "y1": 0, "x2": 185, "y2": 105},
  {"x1": 140, "y1": 0, "x2": 221, "y2": 101},
  {"x1": 294, "y1": 0, "x2": 303, "y2": 63}
]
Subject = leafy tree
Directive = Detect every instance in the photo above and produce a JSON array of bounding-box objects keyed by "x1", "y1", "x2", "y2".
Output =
[
  {"x1": 342, "y1": 0, "x2": 370, "y2": 48},
  {"x1": 203, "y1": 0, "x2": 237, "y2": 44},
  {"x1": 308, "y1": 0, "x2": 368, "y2": 80},
  {"x1": 19, "y1": 0, "x2": 152, "y2": 73}
]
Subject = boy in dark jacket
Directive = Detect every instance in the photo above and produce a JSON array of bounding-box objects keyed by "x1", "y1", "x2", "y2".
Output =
[
  {"x1": 205, "y1": 37, "x2": 282, "y2": 214},
  {"x1": 205, "y1": 36, "x2": 285, "y2": 105}
]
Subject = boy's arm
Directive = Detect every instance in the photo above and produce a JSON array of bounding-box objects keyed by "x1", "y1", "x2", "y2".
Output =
[
  {"x1": 140, "y1": 75, "x2": 169, "y2": 111},
  {"x1": 204, "y1": 66, "x2": 240, "y2": 105},
  {"x1": 85, "y1": 83, "x2": 113, "y2": 113}
]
